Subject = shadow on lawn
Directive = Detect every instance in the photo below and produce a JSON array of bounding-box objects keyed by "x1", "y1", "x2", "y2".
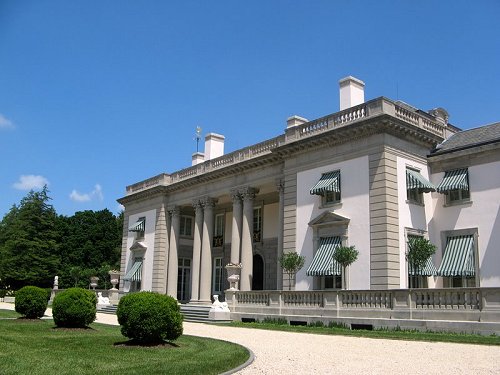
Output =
[{"x1": 113, "y1": 339, "x2": 180, "y2": 348}]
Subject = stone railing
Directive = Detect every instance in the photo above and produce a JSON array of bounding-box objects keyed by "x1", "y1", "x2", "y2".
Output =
[
  {"x1": 287, "y1": 97, "x2": 445, "y2": 141},
  {"x1": 126, "y1": 97, "x2": 446, "y2": 195},
  {"x1": 225, "y1": 287, "x2": 500, "y2": 324},
  {"x1": 127, "y1": 135, "x2": 285, "y2": 194},
  {"x1": 126, "y1": 174, "x2": 170, "y2": 194}
]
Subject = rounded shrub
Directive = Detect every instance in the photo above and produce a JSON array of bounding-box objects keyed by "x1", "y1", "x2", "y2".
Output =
[
  {"x1": 117, "y1": 291, "x2": 183, "y2": 344},
  {"x1": 15, "y1": 286, "x2": 49, "y2": 319},
  {"x1": 52, "y1": 288, "x2": 97, "y2": 328}
]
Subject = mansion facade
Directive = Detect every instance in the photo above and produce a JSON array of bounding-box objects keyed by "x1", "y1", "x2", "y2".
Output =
[{"x1": 118, "y1": 76, "x2": 500, "y2": 303}]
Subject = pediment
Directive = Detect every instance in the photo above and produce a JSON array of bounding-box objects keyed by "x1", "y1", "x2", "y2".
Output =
[
  {"x1": 308, "y1": 211, "x2": 350, "y2": 227},
  {"x1": 130, "y1": 241, "x2": 147, "y2": 251}
]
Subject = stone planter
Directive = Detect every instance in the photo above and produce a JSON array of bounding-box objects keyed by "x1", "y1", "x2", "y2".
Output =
[
  {"x1": 90, "y1": 276, "x2": 99, "y2": 290},
  {"x1": 225, "y1": 263, "x2": 242, "y2": 291},
  {"x1": 108, "y1": 270, "x2": 120, "y2": 290}
]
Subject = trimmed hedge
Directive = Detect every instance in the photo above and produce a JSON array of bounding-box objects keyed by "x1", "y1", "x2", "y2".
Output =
[
  {"x1": 15, "y1": 286, "x2": 49, "y2": 319},
  {"x1": 117, "y1": 292, "x2": 183, "y2": 343},
  {"x1": 52, "y1": 288, "x2": 97, "y2": 328}
]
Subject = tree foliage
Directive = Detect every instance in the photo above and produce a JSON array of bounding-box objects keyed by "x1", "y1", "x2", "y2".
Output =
[
  {"x1": 0, "y1": 187, "x2": 60, "y2": 289},
  {"x1": 279, "y1": 251, "x2": 305, "y2": 290},
  {"x1": 0, "y1": 187, "x2": 123, "y2": 290}
]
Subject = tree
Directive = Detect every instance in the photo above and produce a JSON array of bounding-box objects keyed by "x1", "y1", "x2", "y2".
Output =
[
  {"x1": 279, "y1": 251, "x2": 305, "y2": 290},
  {"x1": 406, "y1": 237, "x2": 436, "y2": 288},
  {"x1": 333, "y1": 245, "x2": 359, "y2": 290},
  {"x1": 0, "y1": 186, "x2": 60, "y2": 289}
]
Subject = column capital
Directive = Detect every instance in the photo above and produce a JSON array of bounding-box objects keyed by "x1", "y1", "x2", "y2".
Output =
[
  {"x1": 192, "y1": 199, "x2": 203, "y2": 210},
  {"x1": 275, "y1": 179, "x2": 284, "y2": 193},
  {"x1": 167, "y1": 206, "x2": 180, "y2": 216},
  {"x1": 239, "y1": 186, "x2": 259, "y2": 200},
  {"x1": 230, "y1": 189, "x2": 241, "y2": 202},
  {"x1": 201, "y1": 196, "x2": 218, "y2": 209}
]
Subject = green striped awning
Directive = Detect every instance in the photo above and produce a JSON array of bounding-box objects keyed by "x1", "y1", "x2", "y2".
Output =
[
  {"x1": 310, "y1": 171, "x2": 340, "y2": 196},
  {"x1": 124, "y1": 261, "x2": 143, "y2": 281},
  {"x1": 128, "y1": 219, "x2": 145, "y2": 232},
  {"x1": 409, "y1": 257, "x2": 438, "y2": 276},
  {"x1": 436, "y1": 169, "x2": 469, "y2": 193},
  {"x1": 437, "y1": 235, "x2": 475, "y2": 277},
  {"x1": 406, "y1": 169, "x2": 436, "y2": 193},
  {"x1": 306, "y1": 237, "x2": 342, "y2": 276}
]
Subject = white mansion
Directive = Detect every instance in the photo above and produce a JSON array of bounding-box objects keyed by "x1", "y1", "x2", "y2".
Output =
[{"x1": 118, "y1": 76, "x2": 500, "y2": 306}]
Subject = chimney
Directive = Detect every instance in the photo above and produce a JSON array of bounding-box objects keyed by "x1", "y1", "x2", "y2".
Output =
[
  {"x1": 204, "y1": 133, "x2": 225, "y2": 161},
  {"x1": 339, "y1": 76, "x2": 365, "y2": 111},
  {"x1": 287, "y1": 115, "x2": 308, "y2": 128},
  {"x1": 192, "y1": 152, "x2": 205, "y2": 166}
]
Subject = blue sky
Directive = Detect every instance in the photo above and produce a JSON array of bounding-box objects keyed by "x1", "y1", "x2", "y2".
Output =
[{"x1": 1, "y1": 1, "x2": 499, "y2": 218}]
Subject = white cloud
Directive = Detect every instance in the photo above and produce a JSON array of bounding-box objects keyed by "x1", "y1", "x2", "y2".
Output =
[
  {"x1": 70, "y1": 184, "x2": 104, "y2": 203},
  {"x1": 0, "y1": 114, "x2": 15, "y2": 130},
  {"x1": 13, "y1": 175, "x2": 49, "y2": 190},
  {"x1": 117, "y1": 204, "x2": 125, "y2": 213},
  {"x1": 69, "y1": 190, "x2": 91, "y2": 202}
]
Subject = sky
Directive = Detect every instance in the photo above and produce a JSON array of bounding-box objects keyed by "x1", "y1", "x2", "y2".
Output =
[{"x1": 1, "y1": 1, "x2": 499, "y2": 218}]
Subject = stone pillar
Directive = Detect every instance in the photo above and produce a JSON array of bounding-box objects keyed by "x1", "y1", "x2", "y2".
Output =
[
  {"x1": 166, "y1": 206, "x2": 180, "y2": 299},
  {"x1": 230, "y1": 190, "x2": 243, "y2": 265},
  {"x1": 190, "y1": 200, "x2": 204, "y2": 302},
  {"x1": 199, "y1": 197, "x2": 217, "y2": 303},
  {"x1": 277, "y1": 180, "x2": 285, "y2": 290},
  {"x1": 240, "y1": 187, "x2": 258, "y2": 291}
]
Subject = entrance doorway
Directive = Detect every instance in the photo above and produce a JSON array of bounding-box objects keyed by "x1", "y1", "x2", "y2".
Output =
[{"x1": 252, "y1": 254, "x2": 264, "y2": 290}]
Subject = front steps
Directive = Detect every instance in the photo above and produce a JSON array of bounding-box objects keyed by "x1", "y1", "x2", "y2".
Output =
[
  {"x1": 180, "y1": 304, "x2": 213, "y2": 322},
  {"x1": 96, "y1": 303, "x2": 232, "y2": 324}
]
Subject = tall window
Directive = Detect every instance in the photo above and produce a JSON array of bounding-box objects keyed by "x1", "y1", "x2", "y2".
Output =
[
  {"x1": 213, "y1": 214, "x2": 224, "y2": 247},
  {"x1": 179, "y1": 216, "x2": 193, "y2": 237},
  {"x1": 212, "y1": 257, "x2": 224, "y2": 294},
  {"x1": 134, "y1": 217, "x2": 145, "y2": 240},
  {"x1": 253, "y1": 207, "x2": 262, "y2": 242},
  {"x1": 177, "y1": 258, "x2": 191, "y2": 302}
]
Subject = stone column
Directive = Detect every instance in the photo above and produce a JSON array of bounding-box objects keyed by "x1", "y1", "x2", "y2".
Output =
[
  {"x1": 276, "y1": 180, "x2": 285, "y2": 290},
  {"x1": 166, "y1": 206, "x2": 180, "y2": 299},
  {"x1": 240, "y1": 187, "x2": 258, "y2": 291},
  {"x1": 199, "y1": 197, "x2": 217, "y2": 303},
  {"x1": 230, "y1": 189, "x2": 243, "y2": 265},
  {"x1": 190, "y1": 200, "x2": 204, "y2": 302}
]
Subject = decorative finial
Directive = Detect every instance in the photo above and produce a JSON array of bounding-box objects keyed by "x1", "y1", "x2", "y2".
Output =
[{"x1": 195, "y1": 126, "x2": 202, "y2": 153}]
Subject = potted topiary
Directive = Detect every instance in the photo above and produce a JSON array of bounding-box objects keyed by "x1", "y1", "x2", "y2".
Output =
[
  {"x1": 406, "y1": 237, "x2": 436, "y2": 288},
  {"x1": 279, "y1": 251, "x2": 305, "y2": 290},
  {"x1": 333, "y1": 245, "x2": 359, "y2": 290}
]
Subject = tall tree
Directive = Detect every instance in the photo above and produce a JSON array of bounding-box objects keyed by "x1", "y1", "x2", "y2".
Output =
[{"x1": 0, "y1": 186, "x2": 60, "y2": 289}]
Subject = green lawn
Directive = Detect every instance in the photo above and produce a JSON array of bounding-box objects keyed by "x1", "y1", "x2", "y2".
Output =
[
  {"x1": 0, "y1": 309, "x2": 20, "y2": 318},
  {"x1": 230, "y1": 321, "x2": 500, "y2": 346},
  {"x1": 0, "y1": 318, "x2": 249, "y2": 375}
]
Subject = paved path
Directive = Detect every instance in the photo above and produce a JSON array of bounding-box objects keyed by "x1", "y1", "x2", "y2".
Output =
[{"x1": 2, "y1": 302, "x2": 500, "y2": 374}]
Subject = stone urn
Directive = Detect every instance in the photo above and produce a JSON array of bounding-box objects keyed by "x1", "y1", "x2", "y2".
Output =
[
  {"x1": 90, "y1": 276, "x2": 99, "y2": 290},
  {"x1": 108, "y1": 270, "x2": 120, "y2": 290},
  {"x1": 225, "y1": 263, "x2": 242, "y2": 291}
]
